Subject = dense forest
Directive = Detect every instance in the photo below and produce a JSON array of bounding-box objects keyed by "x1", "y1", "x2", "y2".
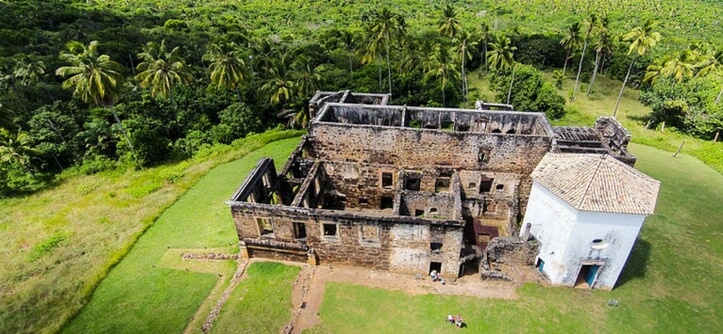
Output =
[{"x1": 0, "y1": 0, "x2": 721, "y2": 196}]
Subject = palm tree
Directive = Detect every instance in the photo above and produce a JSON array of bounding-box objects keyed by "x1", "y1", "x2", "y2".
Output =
[
  {"x1": 55, "y1": 40, "x2": 133, "y2": 154},
  {"x1": 487, "y1": 35, "x2": 516, "y2": 73},
  {"x1": 136, "y1": 40, "x2": 193, "y2": 135},
  {"x1": 13, "y1": 56, "x2": 45, "y2": 86},
  {"x1": 588, "y1": 16, "x2": 611, "y2": 95},
  {"x1": 0, "y1": 129, "x2": 38, "y2": 176},
  {"x1": 696, "y1": 46, "x2": 723, "y2": 104},
  {"x1": 276, "y1": 57, "x2": 322, "y2": 130},
  {"x1": 422, "y1": 44, "x2": 460, "y2": 107},
  {"x1": 204, "y1": 42, "x2": 247, "y2": 102},
  {"x1": 571, "y1": 14, "x2": 598, "y2": 101},
  {"x1": 661, "y1": 51, "x2": 695, "y2": 84},
  {"x1": 261, "y1": 55, "x2": 295, "y2": 106},
  {"x1": 438, "y1": 4, "x2": 461, "y2": 39},
  {"x1": 560, "y1": 22, "x2": 582, "y2": 77},
  {"x1": 479, "y1": 23, "x2": 492, "y2": 72},
  {"x1": 453, "y1": 29, "x2": 478, "y2": 107},
  {"x1": 359, "y1": 25, "x2": 384, "y2": 91},
  {"x1": 370, "y1": 8, "x2": 407, "y2": 95},
  {"x1": 642, "y1": 58, "x2": 666, "y2": 85},
  {"x1": 340, "y1": 29, "x2": 358, "y2": 73},
  {"x1": 292, "y1": 57, "x2": 323, "y2": 100},
  {"x1": 14, "y1": 56, "x2": 54, "y2": 101},
  {"x1": 613, "y1": 20, "x2": 661, "y2": 117},
  {"x1": 135, "y1": 40, "x2": 192, "y2": 101}
]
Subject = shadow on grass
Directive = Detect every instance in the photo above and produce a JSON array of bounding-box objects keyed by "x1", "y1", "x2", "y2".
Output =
[
  {"x1": 616, "y1": 238, "x2": 651, "y2": 288},
  {"x1": 627, "y1": 114, "x2": 651, "y2": 126}
]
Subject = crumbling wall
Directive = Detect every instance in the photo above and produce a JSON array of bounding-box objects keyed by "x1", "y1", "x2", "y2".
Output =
[
  {"x1": 595, "y1": 117, "x2": 636, "y2": 166},
  {"x1": 309, "y1": 123, "x2": 552, "y2": 174},
  {"x1": 321, "y1": 162, "x2": 398, "y2": 210},
  {"x1": 230, "y1": 202, "x2": 465, "y2": 275},
  {"x1": 486, "y1": 237, "x2": 539, "y2": 266}
]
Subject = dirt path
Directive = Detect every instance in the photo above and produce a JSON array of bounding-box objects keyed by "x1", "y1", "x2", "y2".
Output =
[{"x1": 285, "y1": 264, "x2": 523, "y2": 333}]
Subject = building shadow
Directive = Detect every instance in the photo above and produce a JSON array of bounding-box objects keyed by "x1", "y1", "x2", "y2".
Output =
[{"x1": 615, "y1": 237, "x2": 651, "y2": 288}]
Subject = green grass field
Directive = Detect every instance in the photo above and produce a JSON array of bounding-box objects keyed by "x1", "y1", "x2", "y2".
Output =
[
  {"x1": 61, "y1": 137, "x2": 301, "y2": 333},
  {"x1": 210, "y1": 262, "x2": 300, "y2": 334},
  {"x1": 0, "y1": 130, "x2": 302, "y2": 334},
  {"x1": 306, "y1": 143, "x2": 723, "y2": 333}
]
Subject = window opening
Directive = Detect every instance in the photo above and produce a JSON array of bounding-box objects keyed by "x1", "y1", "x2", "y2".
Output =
[
  {"x1": 323, "y1": 223, "x2": 338, "y2": 237},
  {"x1": 435, "y1": 178, "x2": 450, "y2": 192},
  {"x1": 496, "y1": 184, "x2": 504, "y2": 191},
  {"x1": 404, "y1": 175, "x2": 421, "y2": 191},
  {"x1": 415, "y1": 209, "x2": 425, "y2": 217},
  {"x1": 381, "y1": 172, "x2": 393, "y2": 188},
  {"x1": 480, "y1": 177, "x2": 494, "y2": 193},
  {"x1": 478, "y1": 149, "x2": 491, "y2": 162},
  {"x1": 381, "y1": 196, "x2": 394, "y2": 209},
  {"x1": 431, "y1": 242, "x2": 444, "y2": 253},
  {"x1": 293, "y1": 222, "x2": 307, "y2": 240},
  {"x1": 257, "y1": 218, "x2": 274, "y2": 236}
]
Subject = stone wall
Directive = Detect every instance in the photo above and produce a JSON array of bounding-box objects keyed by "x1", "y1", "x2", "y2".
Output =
[
  {"x1": 309, "y1": 123, "x2": 552, "y2": 174},
  {"x1": 230, "y1": 203, "x2": 465, "y2": 276},
  {"x1": 486, "y1": 236, "x2": 539, "y2": 266}
]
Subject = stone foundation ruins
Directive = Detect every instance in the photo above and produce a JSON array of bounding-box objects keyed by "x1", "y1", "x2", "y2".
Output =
[{"x1": 227, "y1": 91, "x2": 636, "y2": 279}]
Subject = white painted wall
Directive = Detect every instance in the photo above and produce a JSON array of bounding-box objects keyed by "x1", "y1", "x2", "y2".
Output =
[
  {"x1": 520, "y1": 182, "x2": 577, "y2": 283},
  {"x1": 564, "y1": 211, "x2": 645, "y2": 289},
  {"x1": 522, "y1": 181, "x2": 647, "y2": 289}
]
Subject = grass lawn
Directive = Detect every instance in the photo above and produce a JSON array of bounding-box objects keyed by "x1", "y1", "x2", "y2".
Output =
[
  {"x1": 210, "y1": 262, "x2": 300, "y2": 334},
  {"x1": 306, "y1": 143, "x2": 723, "y2": 333},
  {"x1": 60, "y1": 137, "x2": 301, "y2": 333},
  {"x1": 0, "y1": 129, "x2": 302, "y2": 334}
]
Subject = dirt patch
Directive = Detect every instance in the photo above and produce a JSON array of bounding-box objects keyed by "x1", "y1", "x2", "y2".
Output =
[{"x1": 286, "y1": 263, "x2": 540, "y2": 333}]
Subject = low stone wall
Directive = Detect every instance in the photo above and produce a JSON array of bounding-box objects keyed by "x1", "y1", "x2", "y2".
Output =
[{"x1": 487, "y1": 237, "x2": 539, "y2": 266}]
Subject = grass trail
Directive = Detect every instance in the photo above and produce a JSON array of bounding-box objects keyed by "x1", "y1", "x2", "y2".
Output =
[{"x1": 62, "y1": 137, "x2": 300, "y2": 333}]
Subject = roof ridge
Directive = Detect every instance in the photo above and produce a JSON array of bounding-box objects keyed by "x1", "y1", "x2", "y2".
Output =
[{"x1": 577, "y1": 156, "x2": 604, "y2": 209}]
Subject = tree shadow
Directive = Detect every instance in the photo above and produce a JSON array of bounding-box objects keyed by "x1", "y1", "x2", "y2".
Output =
[
  {"x1": 627, "y1": 114, "x2": 651, "y2": 126},
  {"x1": 615, "y1": 237, "x2": 652, "y2": 288}
]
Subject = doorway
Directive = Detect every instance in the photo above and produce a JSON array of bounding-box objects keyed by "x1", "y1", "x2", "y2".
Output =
[
  {"x1": 429, "y1": 262, "x2": 442, "y2": 275},
  {"x1": 575, "y1": 264, "x2": 600, "y2": 288}
]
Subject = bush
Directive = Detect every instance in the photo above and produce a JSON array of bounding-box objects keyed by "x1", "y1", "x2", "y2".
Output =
[
  {"x1": 491, "y1": 64, "x2": 566, "y2": 119},
  {"x1": 211, "y1": 102, "x2": 263, "y2": 144}
]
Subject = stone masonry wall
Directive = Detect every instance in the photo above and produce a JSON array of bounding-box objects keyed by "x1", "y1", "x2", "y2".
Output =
[
  {"x1": 308, "y1": 123, "x2": 552, "y2": 174},
  {"x1": 230, "y1": 204, "x2": 464, "y2": 275}
]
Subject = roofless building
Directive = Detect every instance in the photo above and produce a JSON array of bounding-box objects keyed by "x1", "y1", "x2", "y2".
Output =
[{"x1": 227, "y1": 91, "x2": 659, "y2": 289}]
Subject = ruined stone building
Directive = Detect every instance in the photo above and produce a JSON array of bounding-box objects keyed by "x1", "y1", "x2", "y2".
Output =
[{"x1": 227, "y1": 91, "x2": 658, "y2": 289}]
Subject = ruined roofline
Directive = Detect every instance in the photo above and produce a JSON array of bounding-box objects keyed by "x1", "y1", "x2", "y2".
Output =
[
  {"x1": 313, "y1": 102, "x2": 556, "y2": 137},
  {"x1": 317, "y1": 102, "x2": 550, "y2": 118},
  {"x1": 309, "y1": 90, "x2": 391, "y2": 105},
  {"x1": 226, "y1": 200, "x2": 466, "y2": 227}
]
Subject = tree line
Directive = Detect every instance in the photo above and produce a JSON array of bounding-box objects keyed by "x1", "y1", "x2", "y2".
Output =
[{"x1": 0, "y1": 1, "x2": 720, "y2": 196}]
